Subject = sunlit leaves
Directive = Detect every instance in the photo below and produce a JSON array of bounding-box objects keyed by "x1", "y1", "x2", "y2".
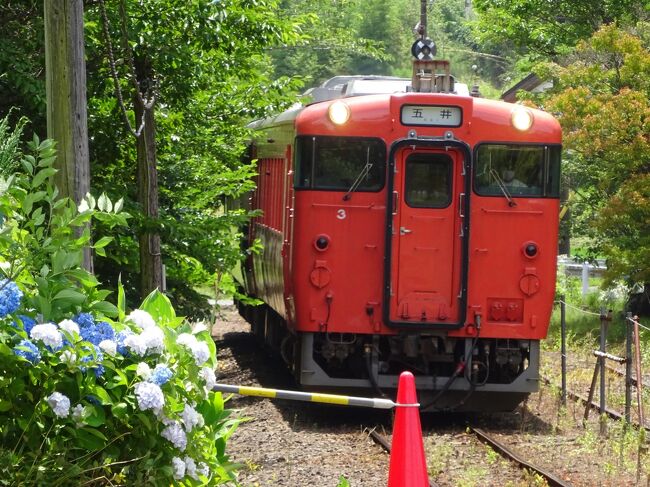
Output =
[{"x1": 540, "y1": 25, "x2": 650, "y2": 285}]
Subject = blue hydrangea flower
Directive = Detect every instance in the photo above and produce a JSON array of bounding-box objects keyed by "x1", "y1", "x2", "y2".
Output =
[
  {"x1": 149, "y1": 364, "x2": 173, "y2": 386},
  {"x1": 0, "y1": 279, "x2": 22, "y2": 318},
  {"x1": 81, "y1": 345, "x2": 105, "y2": 378},
  {"x1": 18, "y1": 315, "x2": 36, "y2": 335},
  {"x1": 13, "y1": 339, "x2": 41, "y2": 364},
  {"x1": 116, "y1": 329, "x2": 134, "y2": 356},
  {"x1": 10, "y1": 315, "x2": 36, "y2": 334},
  {"x1": 75, "y1": 313, "x2": 115, "y2": 346},
  {"x1": 73, "y1": 313, "x2": 95, "y2": 329},
  {"x1": 96, "y1": 321, "x2": 115, "y2": 341}
]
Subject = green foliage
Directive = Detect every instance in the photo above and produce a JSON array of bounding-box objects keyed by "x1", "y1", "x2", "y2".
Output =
[
  {"x1": 0, "y1": 115, "x2": 26, "y2": 176},
  {"x1": 0, "y1": 130, "x2": 128, "y2": 322},
  {"x1": 82, "y1": 0, "x2": 307, "y2": 314},
  {"x1": 472, "y1": 0, "x2": 645, "y2": 58},
  {"x1": 0, "y1": 124, "x2": 235, "y2": 485},
  {"x1": 540, "y1": 25, "x2": 650, "y2": 287},
  {"x1": 336, "y1": 475, "x2": 351, "y2": 487},
  {"x1": 0, "y1": 1, "x2": 46, "y2": 131}
]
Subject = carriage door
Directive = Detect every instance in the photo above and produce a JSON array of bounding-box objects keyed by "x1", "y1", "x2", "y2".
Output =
[{"x1": 389, "y1": 147, "x2": 464, "y2": 325}]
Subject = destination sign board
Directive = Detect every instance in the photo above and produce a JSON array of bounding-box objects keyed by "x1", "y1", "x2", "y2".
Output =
[{"x1": 401, "y1": 105, "x2": 462, "y2": 127}]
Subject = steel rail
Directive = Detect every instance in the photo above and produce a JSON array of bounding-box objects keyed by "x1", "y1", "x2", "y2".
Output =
[
  {"x1": 605, "y1": 363, "x2": 650, "y2": 389},
  {"x1": 469, "y1": 427, "x2": 572, "y2": 487},
  {"x1": 541, "y1": 377, "x2": 650, "y2": 432}
]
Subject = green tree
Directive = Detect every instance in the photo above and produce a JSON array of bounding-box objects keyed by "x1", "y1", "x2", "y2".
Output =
[
  {"x1": 0, "y1": 0, "x2": 306, "y2": 315},
  {"x1": 84, "y1": 0, "x2": 304, "y2": 311},
  {"x1": 539, "y1": 24, "x2": 650, "y2": 311},
  {"x1": 472, "y1": 0, "x2": 645, "y2": 59}
]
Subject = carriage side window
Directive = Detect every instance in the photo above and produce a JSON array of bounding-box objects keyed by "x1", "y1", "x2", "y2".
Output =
[
  {"x1": 474, "y1": 144, "x2": 561, "y2": 198},
  {"x1": 404, "y1": 153, "x2": 452, "y2": 208},
  {"x1": 296, "y1": 136, "x2": 386, "y2": 191}
]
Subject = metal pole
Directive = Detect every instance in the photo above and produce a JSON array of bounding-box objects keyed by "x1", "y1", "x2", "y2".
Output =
[
  {"x1": 633, "y1": 316, "x2": 645, "y2": 427},
  {"x1": 419, "y1": 0, "x2": 427, "y2": 39},
  {"x1": 599, "y1": 308, "x2": 607, "y2": 435},
  {"x1": 212, "y1": 383, "x2": 400, "y2": 410},
  {"x1": 560, "y1": 295, "x2": 566, "y2": 406},
  {"x1": 625, "y1": 312, "x2": 633, "y2": 424}
]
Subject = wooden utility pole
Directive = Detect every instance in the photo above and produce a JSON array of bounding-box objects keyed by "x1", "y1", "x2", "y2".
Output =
[{"x1": 44, "y1": 0, "x2": 93, "y2": 271}]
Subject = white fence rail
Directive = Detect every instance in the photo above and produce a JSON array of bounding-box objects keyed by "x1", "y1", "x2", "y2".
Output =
[{"x1": 558, "y1": 256, "x2": 607, "y2": 297}]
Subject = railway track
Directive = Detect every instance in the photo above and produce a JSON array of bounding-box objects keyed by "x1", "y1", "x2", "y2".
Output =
[
  {"x1": 541, "y1": 376, "x2": 650, "y2": 432},
  {"x1": 368, "y1": 426, "x2": 572, "y2": 487}
]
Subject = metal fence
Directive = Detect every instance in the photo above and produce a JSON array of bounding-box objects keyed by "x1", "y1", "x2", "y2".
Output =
[{"x1": 556, "y1": 296, "x2": 648, "y2": 434}]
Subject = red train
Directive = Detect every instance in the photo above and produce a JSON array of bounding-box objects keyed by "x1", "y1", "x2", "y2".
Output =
[{"x1": 234, "y1": 55, "x2": 561, "y2": 411}]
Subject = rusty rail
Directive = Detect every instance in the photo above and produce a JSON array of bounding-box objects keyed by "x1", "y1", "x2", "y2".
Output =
[
  {"x1": 542, "y1": 377, "x2": 650, "y2": 432},
  {"x1": 469, "y1": 427, "x2": 573, "y2": 487}
]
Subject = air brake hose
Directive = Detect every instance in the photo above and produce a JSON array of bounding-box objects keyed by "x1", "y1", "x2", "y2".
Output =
[
  {"x1": 422, "y1": 314, "x2": 483, "y2": 411},
  {"x1": 420, "y1": 360, "x2": 466, "y2": 410},
  {"x1": 365, "y1": 347, "x2": 387, "y2": 398}
]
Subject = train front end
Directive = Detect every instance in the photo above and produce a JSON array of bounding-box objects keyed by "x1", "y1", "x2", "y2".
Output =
[{"x1": 288, "y1": 82, "x2": 561, "y2": 411}]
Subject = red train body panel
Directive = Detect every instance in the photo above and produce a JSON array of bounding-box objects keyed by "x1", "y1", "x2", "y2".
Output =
[{"x1": 235, "y1": 80, "x2": 561, "y2": 411}]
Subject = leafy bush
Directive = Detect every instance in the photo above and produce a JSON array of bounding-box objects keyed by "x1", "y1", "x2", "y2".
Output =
[
  {"x1": 0, "y1": 286, "x2": 236, "y2": 485},
  {"x1": 0, "y1": 119, "x2": 237, "y2": 485}
]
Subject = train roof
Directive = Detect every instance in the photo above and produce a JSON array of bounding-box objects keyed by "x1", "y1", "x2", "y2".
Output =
[
  {"x1": 248, "y1": 76, "x2": 471, "y2": 129},
  {"x1": 304, "y1": 75, "x2": 470, "y2": 102},
  {"x1": 248, "y1": 76, "x2": 561, "y2": 145}
]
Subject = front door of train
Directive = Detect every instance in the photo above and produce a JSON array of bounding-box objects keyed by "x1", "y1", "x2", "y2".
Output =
[{"x1": 387, "y1": 145, "x2": 467, "y2": 326}]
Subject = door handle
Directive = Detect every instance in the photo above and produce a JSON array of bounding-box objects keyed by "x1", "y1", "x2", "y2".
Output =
[{"x1": 400, "y1": 227, "x2": 412, "y2": 235}]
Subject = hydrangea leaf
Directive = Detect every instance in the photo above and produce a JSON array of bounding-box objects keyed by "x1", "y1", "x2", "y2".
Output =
[
  {"x1": 91, "y1": 300, "x2": 119, "y2": 318},
  {"x1": 140, "y1": 289, "x2": 176, "y2": 325},
  {"x1": 86, "y1": 404, "x2": 106, "y2": 427}
]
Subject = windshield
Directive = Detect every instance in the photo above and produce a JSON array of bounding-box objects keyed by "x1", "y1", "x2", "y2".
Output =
[
  {"x1": 295, "y1": 136, "x2": 386, "y2": 191},
  {"x1": 474, "y1": 144, "x2": 561, "y2": 198}
]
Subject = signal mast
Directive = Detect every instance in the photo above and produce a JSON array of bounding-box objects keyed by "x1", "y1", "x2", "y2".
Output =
[{"x1": 410, "y1": 0, "x2": 453, "y2": 93}]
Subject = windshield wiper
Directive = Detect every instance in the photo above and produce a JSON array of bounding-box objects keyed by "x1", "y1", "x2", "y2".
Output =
[
  {"x1": 489, "y1": 168, "x2": 517, "y2": 207},
  {"x1": 342, "y1": 147, "x2": 372, "y2": 201}
]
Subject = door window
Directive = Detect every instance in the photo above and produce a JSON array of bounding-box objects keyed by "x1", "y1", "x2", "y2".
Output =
[{"x1": 404, "y1": 153, "x2": 452, "y2": 208}]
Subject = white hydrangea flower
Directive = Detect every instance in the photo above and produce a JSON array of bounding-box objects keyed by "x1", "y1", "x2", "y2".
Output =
[
  {"x1": 98, "y1": 339, "x2": 117, "y2": 356},
  {"x1": 127, "y1": 309, "x2": 156, "y2": 330},
  {"x1": 192, "y1": 341, "x2": 210, "y2": 366},
  {"x1": 199, "y1": 367, "x2": 217, "y2": 391},
  {"x1": 181, "y1": 403, "x2": 204, "y2": 432},
  {"x1": 177, "y1": 333, "x2": 198, "y2": 349},
  {"x1": 60, "y1": 350, "x2": 77, "y2": 364},
  {"x1": 124, "y1": 334, "x2": 147, "y2": 356},
  {"x1": 71, "y1": 404, "x2": 86, "y2": 426},
  {"x1": 184, "y1": 456, "x2": 198, "y2": 480},
  {"x1": 136, "y1": 362, "x2": 152, "y2": 379},
  {"x1": 57, "y1": 319, "x2": 80, "y2": 336},
  {"x1": 134, "y1": 381, "x2": 164, "y2": 413},
  {"x1": 177, "y1": 333, "x2": 210, "y2": 365},
  {"x1": 161, "y1": 421, "x2": 187, "y2": 451},
  {"x1": 141, "y1": 326, "x2": 165, "y2": 355},
  {"x1": 171, "y1": 456, "x2": 186, "y2": 480},
  {"x1": 46, "y1": 392, "x2": 71, "y2": 418},
  {"x1": 31, "y1": 323, "x2": 63, "y2": 350},
  {"x1": 197, "y1": 462, "x2": 210, "y2": 478}
]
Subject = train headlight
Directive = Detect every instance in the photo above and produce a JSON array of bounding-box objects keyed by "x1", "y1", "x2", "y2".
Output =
[
  {"x1": 328, "y1": 101, "x2": 350, "y2": 125},
  {"x1": 511, "y1": 107, "x2": 534, "y2": 131}
]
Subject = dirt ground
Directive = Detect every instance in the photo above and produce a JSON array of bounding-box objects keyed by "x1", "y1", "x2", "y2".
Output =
[{"x1": 212, "y1": 305, "x2": 649, "y2": 487}]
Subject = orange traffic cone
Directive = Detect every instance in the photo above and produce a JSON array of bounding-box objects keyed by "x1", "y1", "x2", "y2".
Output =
[{"x1": 388, "y1": 371, "x2": 428, "y2": 487}]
